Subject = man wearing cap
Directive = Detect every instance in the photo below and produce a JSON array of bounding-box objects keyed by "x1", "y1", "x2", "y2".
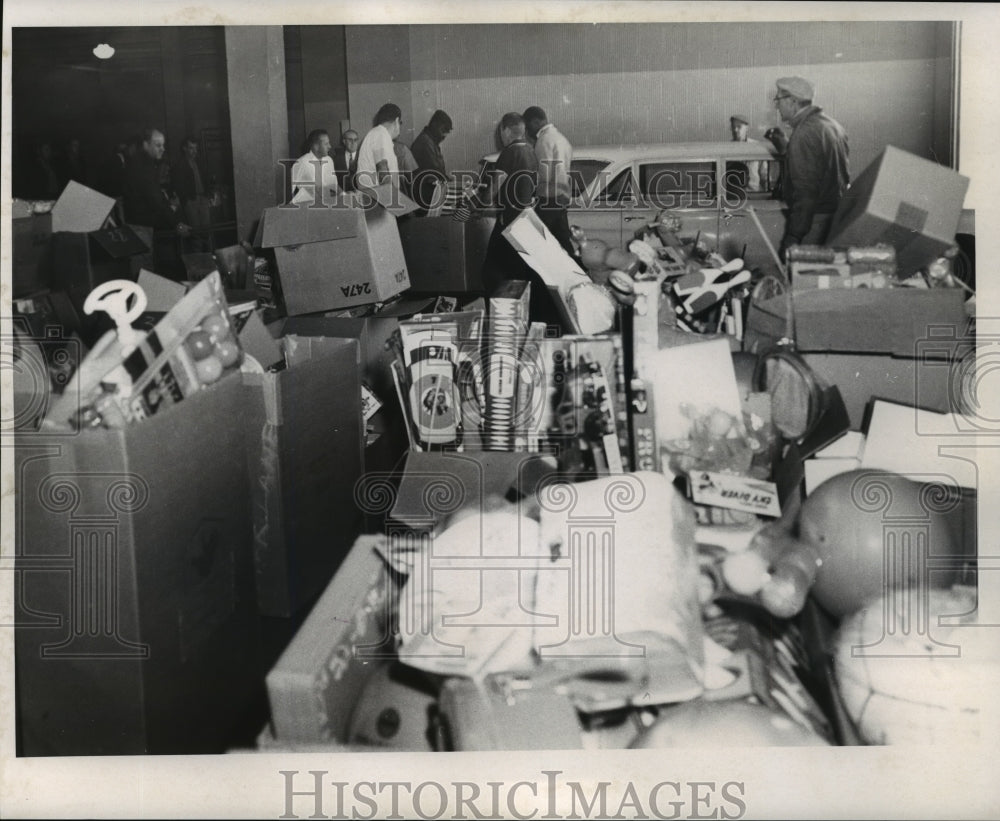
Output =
[
  {"x1": 773, "y1": 76, "x2": 849, "y2": 259},
  {"x1": 729, "y1": 114, "x2": 762, "y2": 192}
]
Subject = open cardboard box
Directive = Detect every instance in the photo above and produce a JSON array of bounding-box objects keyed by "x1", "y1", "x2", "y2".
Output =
[
  {"x1": 12, "y1": 202, "x2": 54, "y2": 298},
  {"x1": 272, "y1": 297, "x2": 434, "y2": 401},
  {"x1": 828, "y1": 146, "x2": 969, "y2": 275},
  {"x1": 47, "y1": 181, "x2": 152, "y2": 318},
  {"x1": 15, "y1": 373, "x2": 259, "y2": 755},
  {"x1": 241, "y1": 334, "x2": 365, "y2": 617},
  {"x1": 265, "y1": 535, "x2": 407, "y2": 747},
  {"x1": 397, "y1": 214, "x2": 493, "y2": 293},
  {"x1": 254, "y1": 185, "x2": 418, "y2": 316},
  {"x1": 744, "y1": 286, "x2": 971, "y2": 428}
]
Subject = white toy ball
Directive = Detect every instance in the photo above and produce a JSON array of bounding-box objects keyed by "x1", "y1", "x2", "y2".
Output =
[{"x1": 833, "y1": 586, "x2": 998, "y2": 745}]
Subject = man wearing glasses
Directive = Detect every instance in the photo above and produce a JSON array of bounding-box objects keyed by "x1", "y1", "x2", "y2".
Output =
[{"x1": 772, "y1": 76, "x2": 849, "y2": 260}]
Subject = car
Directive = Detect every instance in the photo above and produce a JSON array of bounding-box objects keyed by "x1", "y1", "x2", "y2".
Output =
[
  {"x1": 479, "y1": 141, "x2": 788, "y2": 276},
  {"x1": 476, "y1": 142, "x2": 976, "y2": 288}
]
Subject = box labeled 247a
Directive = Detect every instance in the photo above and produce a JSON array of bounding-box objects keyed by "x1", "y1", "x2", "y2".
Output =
[{"x1": 255, "y1": 188, "x2": 416, "y2": 315}]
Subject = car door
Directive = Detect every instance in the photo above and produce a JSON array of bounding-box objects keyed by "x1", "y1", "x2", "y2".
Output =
[
  {"x1": 567, "y1": 161, "x2": 629, "y2": 249},
  {"x1": 718, "y1": 154, "x2": 787, "y2": 275},
  {"x1": 625, "y1": 159, "x2": 722, "y2": 251}
]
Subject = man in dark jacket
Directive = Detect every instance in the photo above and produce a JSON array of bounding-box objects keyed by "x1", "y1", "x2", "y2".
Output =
[
  {"x1": 410, "y1": 109, "x2": 452, "y2": 210},
  {"x1": 171, "y1": 136, "x2": 211, "y2": 228},
  {"x1": 124, "y1": 128, "x2": 191, "y2": 235},
  {"x1": 480, "y1": 112, "x2": 561, "y2": 328},
  {"x1": 332, "y1": 129, "x2": 360, "y2": 192},
  {"x1": 773, "y1": 76, "x2": 849, "y2": 259}
]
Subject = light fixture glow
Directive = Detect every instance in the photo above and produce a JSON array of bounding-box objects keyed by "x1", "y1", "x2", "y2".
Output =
[{"x1": 93, "y1": 43, "x2": 115, "y2": 59}]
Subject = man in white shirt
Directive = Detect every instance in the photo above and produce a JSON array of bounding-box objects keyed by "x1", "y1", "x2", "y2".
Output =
[
  {"x1": 356, "y1": 103, "x2": 402, "y2": 192},
  {"x1": 290, "y1": 129, "x2": 338, "y2": 206},
  {"x1": 523, "y1": 106, "x2": 576, "y2": 258}
]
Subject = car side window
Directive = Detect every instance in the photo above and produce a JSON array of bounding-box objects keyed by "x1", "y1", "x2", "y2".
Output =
[
  {"x1": 569, "y1": 160, "x2": 612, "y2": 198},
  {"x1": 639, "y1": 161, "x2": 716, "y2": 208},
  {"x1": 723, "y1": 159, "x2": 781, "y2": 206},
  {"x1": 595, "y1": 168, "x2": 634, "y2": 204}
]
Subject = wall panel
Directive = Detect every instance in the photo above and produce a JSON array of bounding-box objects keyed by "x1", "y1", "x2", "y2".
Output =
[{"x1": 342, "y1": 21, "x2": 955, "y2": 179}]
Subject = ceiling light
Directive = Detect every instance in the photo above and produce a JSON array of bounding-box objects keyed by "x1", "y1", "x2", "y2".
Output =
[{"x1": 93, "y1": 43, "x2": 115, "y2": 59}]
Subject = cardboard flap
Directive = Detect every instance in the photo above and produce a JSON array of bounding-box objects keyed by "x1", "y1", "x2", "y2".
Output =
[
  {"x1": 90, "y1": 224, "x2": 150, "y2": 258},
  {"x1": 503, "y1": 209, "x2": 590, "y2": 291},
  {"x1": 371, "y1": 297, "x2": 436, "y2": 318},
  {"x1": 255, "y1": 205, "x2": 363, "y2": 248},
  {"x1": 860, "y1": 400, "x2": 977, "y2": 489},
  {"x1": 369, "y1": 182, "x2": 420, "y2": 216},
  {"x1": 51, "y1": 181, "x2": 116, "y2": 233},
  {"x1": 182, "y1": 252, "x2": 221, "y2": 283},
  {"x1": 137, "y1": 269, "x2": 188, "y2": 312},
  {"x1": 233, "y1": 309, "x2": 284, "y2": 370}
]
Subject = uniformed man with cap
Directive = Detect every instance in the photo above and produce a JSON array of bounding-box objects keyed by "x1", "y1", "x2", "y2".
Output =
[
  {"x1": 772, "y1": 76, "x2": 849, "y2": 258},
  {"x1": 729, "y1": 114, "x2": 762, "y2": 192}
]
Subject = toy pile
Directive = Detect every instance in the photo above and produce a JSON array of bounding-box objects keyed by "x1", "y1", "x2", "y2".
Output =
[{"x1": 43, "y1": 272, "x2": 245, "y2": 430}]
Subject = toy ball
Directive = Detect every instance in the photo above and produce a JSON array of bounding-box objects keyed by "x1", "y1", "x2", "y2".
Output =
[
  {"x1": 579, "y1": 238, "x2": 610, "y2": 271},
  {"x1": 215, "y1": 339, "x2": 241, "y2": 368},
  {"x1": 185, "y1": 330, "x2": 214, "y2": 361},
  {"x1": 833, "y1": 585, "x2": 996, "y2": 745},
  {"x1": 604, "y1": 247, "x2": 640, "y2": 275},
  {"x1": 630, "y1": 700, "x2": 830, "y2": 748},
  {"x1": 798, "y1": 470, "x2": 965, "y2": 618}
]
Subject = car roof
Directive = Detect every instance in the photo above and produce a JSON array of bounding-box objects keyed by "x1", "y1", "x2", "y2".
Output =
[{"x1": 482, "y1": 140, "x2": 778, "y2": 164}]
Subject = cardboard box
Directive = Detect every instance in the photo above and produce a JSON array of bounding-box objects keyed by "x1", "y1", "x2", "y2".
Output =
[
  {"x1": 241, "y1": 336, "x2": 365, "y2": 617},
  {"x1": 12, "y1": 209, "x2": 53, "y2": 298},
  {"x1": 14, "y1": 373, "x2": 259, "y2": 755},
  {"x1": 744, "y1": 287, "x2": 970, "y2": 427},
  {"x1": 48, "y1": 184, "x2": 152, "y2": 326},
  {"x1": 275, "y1": 298, "x2": 434, "y2": 401},
  {"x1": 255, "y1": 196, "x2": 413, "y2": 315},
  {"x1": 746, "y1": 288, "x2": 968, "y2": 357},
  {"x1": 266, "y1": 535, "x2": 400, "y2": 744},
  {"x1": 397, "y1": 215, "x2": 493, "y2": 293},
  {"x1": 828, "y1": 146, "x2": 969, "y2": 275},
  {"x1": 135, "y1": 269, "x2": 284, "y2": 370}
]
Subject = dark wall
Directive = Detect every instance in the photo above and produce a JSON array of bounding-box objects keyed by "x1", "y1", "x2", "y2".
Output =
[
  {"x1": 12, "y1": 26, "x2": 233, "y2": 200},
  {"x1": 285, "y1": 26, "x2": 350, "y2": 159}
]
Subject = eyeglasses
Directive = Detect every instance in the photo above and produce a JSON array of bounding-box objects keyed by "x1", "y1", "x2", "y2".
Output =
[{"x1": 773, "y1": 95, "x2": 791, "y2": 102}]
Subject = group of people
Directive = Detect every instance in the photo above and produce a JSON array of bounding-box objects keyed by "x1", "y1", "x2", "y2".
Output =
[
  {"x1": 290, "y1": 77, "x2": 849, "y2": 329},
  {"x1": 118, "y1": 128, "x2": 215, "y2": 239},
  {"x1": 478, "y1": 105, "x2": 576, "y2": 327},
  {"x1": 289, "y1": 105, "x2": 454, "y2": 209},
  {"x1": 474, "y1": 75, "x2": 849, "y2": 329},
  {"x1": 16, "y1": 137, "x2": 91, "y2": 202},
  {"x1": 16, "y1": 129, "x2": 217, "y2": 242}
]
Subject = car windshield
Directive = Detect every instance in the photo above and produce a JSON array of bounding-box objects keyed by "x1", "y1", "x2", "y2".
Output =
[{"x1": 570, "y1": 159, "x2": 611, "y2": 197}]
